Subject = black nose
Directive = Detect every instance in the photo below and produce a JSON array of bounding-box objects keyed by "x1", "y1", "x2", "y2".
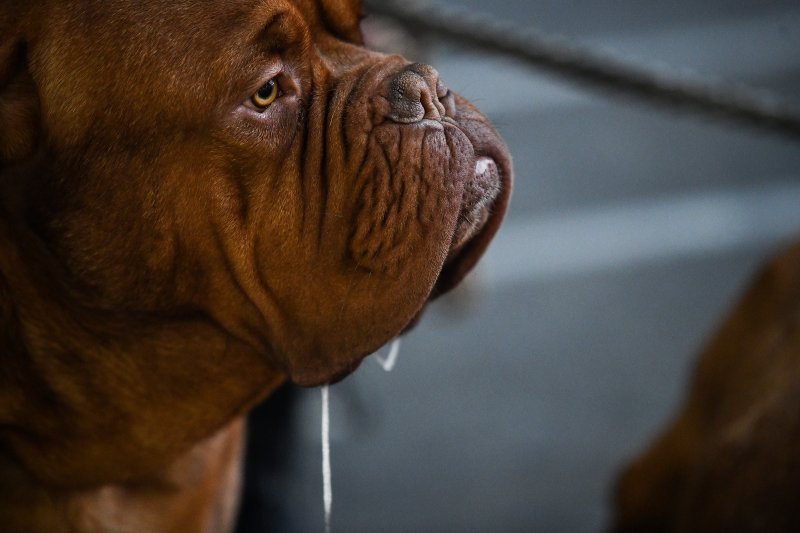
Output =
[{"x1": 386, "y1": 63, "x2": 449, "y2": 124}]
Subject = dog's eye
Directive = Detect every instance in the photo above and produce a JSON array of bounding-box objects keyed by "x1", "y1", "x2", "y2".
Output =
[{"x1": 251, "y1": 79, "x2": 280, "y2": 110}]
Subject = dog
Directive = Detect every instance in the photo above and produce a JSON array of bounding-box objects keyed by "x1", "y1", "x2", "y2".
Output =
[
  {"x1": 612, "y1": 242, "x2": 800, "y2": 532},
  {"x1": 0, "y1": 0, "x2": 512, "y2": 530}
]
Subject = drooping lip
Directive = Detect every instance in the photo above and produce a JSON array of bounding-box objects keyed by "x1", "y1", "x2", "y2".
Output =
[
  {"x1": 396, "y1": 148, "x2": 510, "y2": 338},
  {"x1": 434, "y1": 138, "x2": 513, "y2": 297},
  {"x1": 306, "y1": 148, "x2": 512, "y2": 384},
  {"x1": 450, "y1": 156, "x2": 502, "y2": 252}
]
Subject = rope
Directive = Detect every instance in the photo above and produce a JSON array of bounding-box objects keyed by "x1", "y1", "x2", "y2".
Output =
[{"x1": 363, "y1": 0, "x2": 800, "y2": 140}]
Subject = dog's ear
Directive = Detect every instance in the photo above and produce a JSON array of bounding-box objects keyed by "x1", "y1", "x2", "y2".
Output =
[{"x1": 0, "y1": 6, "x2": 39, "y2": 166}]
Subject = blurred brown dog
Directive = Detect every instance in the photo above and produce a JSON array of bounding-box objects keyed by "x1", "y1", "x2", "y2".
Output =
[
  {"x1": 0, "y1": 0, "x2": 511, "y2": 530},
  {"x1": 613, "y1": 242, "x2": 800, "y2": 532}
]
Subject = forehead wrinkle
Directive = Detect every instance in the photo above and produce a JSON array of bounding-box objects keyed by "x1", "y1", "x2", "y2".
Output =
[
  {"x1": 222, "y1": 1, "x2": 312, "y2": 75},
  {"x1": 250, "y1": 4, "x2": 311, "y2": 54},
  {"x1": 313, "y1": 0, "x2": 363, "y2": 41},
  {"x1": 213, "y1": 1, "x2": 313, "y2": 98}
]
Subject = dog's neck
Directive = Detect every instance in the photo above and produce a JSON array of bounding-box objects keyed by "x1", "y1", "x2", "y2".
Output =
[{"x1": 0, "y1": 213, "x2": 284, "y2": 488}]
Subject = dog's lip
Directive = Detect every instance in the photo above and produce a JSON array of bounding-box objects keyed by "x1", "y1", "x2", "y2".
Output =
[
  {"x1": 432, "y1": 137, "x2": 512, "y2": 296},
  {"x1": 399, "y1": 147, "x2": 511, "y2": 335},
  {"x1": 450, "y1": 156, "x2": 501, "y2": 251},
  {"x1": 291, "y1": 354, "x2": 366, "y2": 387}
]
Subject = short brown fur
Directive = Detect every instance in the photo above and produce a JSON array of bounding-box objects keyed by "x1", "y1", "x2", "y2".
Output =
[
  {"x1": 0, "y1": 0, "x2": 511, "y2": 530},
  {"x1": 613, "y1": 242, "x2": 800, "y2": 532}
]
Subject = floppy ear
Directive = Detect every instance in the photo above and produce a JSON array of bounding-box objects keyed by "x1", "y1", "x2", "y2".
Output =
[{"x1": 0, "y1": 7, "x2": 39, "y2": 165}]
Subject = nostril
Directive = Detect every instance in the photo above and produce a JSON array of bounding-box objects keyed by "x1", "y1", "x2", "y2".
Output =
[
  {"x1": 385, "y1": 64, "x2": 446, "y2": 124},
  {"x1": 436, "y1": 79, "x2": 448, "y2": 100},
  {"x1": 437, "y1": 82, "x2": 456, "y2": 118}
]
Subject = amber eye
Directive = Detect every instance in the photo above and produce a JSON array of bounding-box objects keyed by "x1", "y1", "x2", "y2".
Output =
[{"x1": 251, "y1": 79, "x2": 280, "y2": 109}]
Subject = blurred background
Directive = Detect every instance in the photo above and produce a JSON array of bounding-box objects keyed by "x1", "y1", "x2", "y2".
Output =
[{"x1": 238, "y1": 1, "x2": 800, "y2": 531}]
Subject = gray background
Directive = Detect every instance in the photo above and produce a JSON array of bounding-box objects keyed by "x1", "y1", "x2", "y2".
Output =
[{"x1": 241, "y1": 1, "x2": 800, "y2": 532}]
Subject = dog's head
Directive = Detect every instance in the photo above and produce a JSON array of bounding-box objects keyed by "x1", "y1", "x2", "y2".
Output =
[{"x1": 0, "y1": 0, "x2": 511, "y2": 386}]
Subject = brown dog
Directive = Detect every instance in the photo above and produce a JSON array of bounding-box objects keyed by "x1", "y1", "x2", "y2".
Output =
[
  {"x1": 613, "y1": 242, "x2": 800, "y2": 532},
  {"x1": 0, "y1": 0, "x2": 512, "y2": 530}
]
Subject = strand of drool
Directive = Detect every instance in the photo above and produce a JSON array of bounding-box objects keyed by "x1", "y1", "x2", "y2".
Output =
[
  {"x1": 375, "y1": 337, "x2": 402, "y2": 372},
  {"x1": 321, "y1": 338, "x2": 401, "y2": 532},
  {"x1": 321, "y1": 384, "x2": 332, "y2": 533}
]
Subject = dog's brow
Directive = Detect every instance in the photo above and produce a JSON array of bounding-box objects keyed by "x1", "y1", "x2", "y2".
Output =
[
  {"x1": 254, "y1": 10, "x2": 285, "y2": 41},
  {"x1": 247, "y1": 7, "x2": 308, "y2": 53},
  {"x1": 315, "y1": 0, "x2": 364, "y2": 44}
]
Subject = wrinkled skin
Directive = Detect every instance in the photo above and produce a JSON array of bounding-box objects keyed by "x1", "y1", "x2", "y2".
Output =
[{"x1": 0, "y1": 0, "x2": 511, "y2": 530}]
